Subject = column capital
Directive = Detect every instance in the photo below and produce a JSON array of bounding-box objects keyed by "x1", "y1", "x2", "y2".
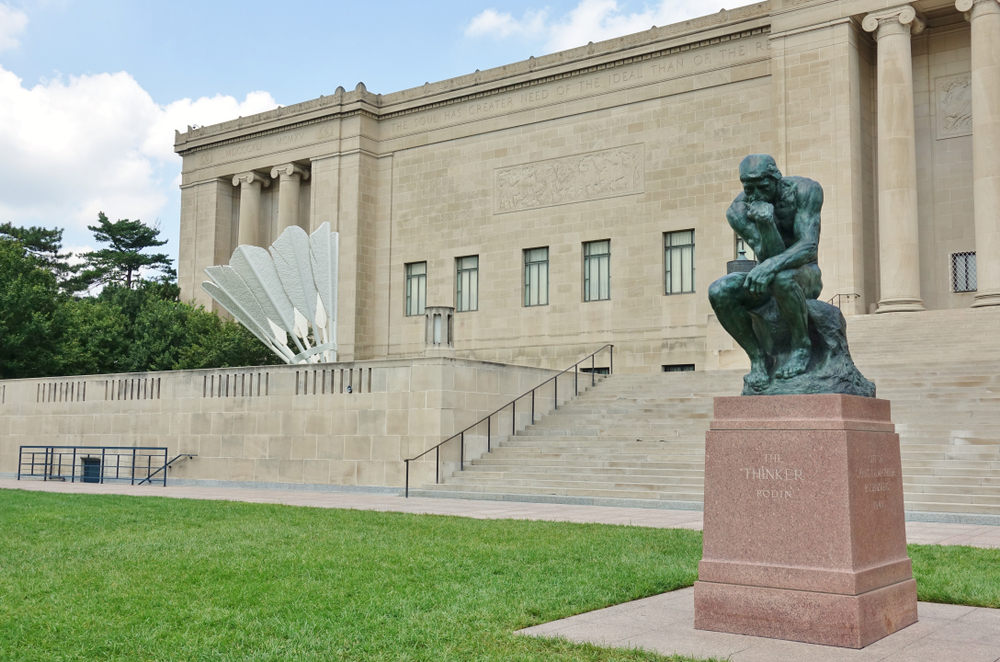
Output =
[
  {"x1": 862, "y1": 5, "x2": 926, "y2": 39},
  {"x1": 232, "y1": 171, "x2": 271, "y2": 188},
  {"x1": 270, "y1": 163, "x2": 310, "y2": 181},
  {"x1": 956, "y1": 0, "x2": 1000, "y2": 18}
]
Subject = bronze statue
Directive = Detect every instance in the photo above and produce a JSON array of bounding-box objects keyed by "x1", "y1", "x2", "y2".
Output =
[{"x1": 709, "y1": 155, "x2": 874, "y2": 397}]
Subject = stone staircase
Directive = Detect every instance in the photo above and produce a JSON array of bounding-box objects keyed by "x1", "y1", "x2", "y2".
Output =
[{"x1": 418, "y1": 306, "x2": 1000, "y2": 517}]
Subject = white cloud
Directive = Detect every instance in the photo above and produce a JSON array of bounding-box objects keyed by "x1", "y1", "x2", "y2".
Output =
[
  {"x1": 0, "y1": 3, "x2": 28, "y2": 52},
  {"x1": 466, "y1": 0, "x2": 730, "y2": 52},
  {"x1": 465, "y1": 8, "x2": 548, "y2": 39},
  {"x1": 0, "y1": 65, "x2": 277, "y2": 239}
]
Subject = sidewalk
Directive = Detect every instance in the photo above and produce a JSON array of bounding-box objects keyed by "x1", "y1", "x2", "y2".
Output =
[{"x1": 2, "y1": 478, "x2": 998, "y2": 548}]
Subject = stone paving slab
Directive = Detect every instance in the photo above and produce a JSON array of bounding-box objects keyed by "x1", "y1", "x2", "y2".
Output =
[
  {"x1": 518, "y1": 588, "x2": 1000, "y2": 662},
  {"x1": 3, "y1": 480, "x2": 1000, "y2": 547}
]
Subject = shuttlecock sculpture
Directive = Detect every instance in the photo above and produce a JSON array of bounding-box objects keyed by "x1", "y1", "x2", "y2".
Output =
[{"x1": 202, "y1": 223, "x2": 339, "y2": 364}]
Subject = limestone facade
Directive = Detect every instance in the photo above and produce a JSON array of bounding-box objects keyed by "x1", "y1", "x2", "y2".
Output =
[
  {"x1": 174, "y1": 0, "x2": 999, "y2": 371},
  {"x1": 0, "y1": 359, "x2": 560, "y2": 488}
]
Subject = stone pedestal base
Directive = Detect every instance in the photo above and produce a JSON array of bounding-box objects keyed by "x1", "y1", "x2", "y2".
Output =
[{"x1": 694, "y1": 395, "x2": 918, "y2": 649}]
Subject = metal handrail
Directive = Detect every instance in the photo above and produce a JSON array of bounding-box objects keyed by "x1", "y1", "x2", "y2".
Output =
[
  {"x1": 826, "y1": 292, "x2": 861, "y2": 311},
  {"x1": 404, "y1": 344, "x2": 613, "y2": 497},
  {"x1": 138, "y1": 454, "x2": 198, "y2": 485}
]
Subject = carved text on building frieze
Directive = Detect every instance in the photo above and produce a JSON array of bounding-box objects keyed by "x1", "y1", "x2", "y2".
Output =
[{"x1": 494, "y1": 145, "x2": 644, "y2": 213}]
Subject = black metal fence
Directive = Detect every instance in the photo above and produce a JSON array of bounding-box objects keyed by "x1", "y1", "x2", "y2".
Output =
[{"x1": 18, "y1": 446, "x2": 174, "y2": 486}]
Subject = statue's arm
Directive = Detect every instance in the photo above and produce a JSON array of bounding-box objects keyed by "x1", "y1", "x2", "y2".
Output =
[
  {"x1": 744, "y1": 180, "x2": 822, "y2": 294},
  {"x1": 775, "y1": 179, "x2": 822, "y2": 271},
  {"x1": 726, "y1": 195, "x2": 764, "y2": 255}
]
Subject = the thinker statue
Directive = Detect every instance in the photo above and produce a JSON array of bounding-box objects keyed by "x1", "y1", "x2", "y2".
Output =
[{"x1": 709, "y1": 154, "x2": 875, "y2": 397}]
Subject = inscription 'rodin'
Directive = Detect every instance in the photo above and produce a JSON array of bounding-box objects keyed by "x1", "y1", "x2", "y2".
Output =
[{"x1": 741, "y1": 452, "x2": 804, "y2": 499}]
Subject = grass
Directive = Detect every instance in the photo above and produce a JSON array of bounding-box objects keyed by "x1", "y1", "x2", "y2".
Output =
[
  {"x1": 0, "y1": 490, "x2": 708, "y2": 662},
  {"x1": 909, "y1": 543, "x2": 1000, "y2": 609},
  {"x1": 2, "y1": 491, "x2": 998, "y2": 662}
]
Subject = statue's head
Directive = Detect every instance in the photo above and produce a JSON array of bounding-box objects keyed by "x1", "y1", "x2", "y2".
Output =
[{"x1": 739, "y1": 154, "x2": 782, "y2": 203}]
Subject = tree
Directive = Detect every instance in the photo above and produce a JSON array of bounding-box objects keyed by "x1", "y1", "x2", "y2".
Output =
[
  {"x1": 74, "y1": 213, "x2": 172, "y2": 290},
  {"x1": 0, "y1": 222, "x2": 81, "y2": 293},
  {"x1": 0, "y1": 239, "x2": 60, "y2": 379}
]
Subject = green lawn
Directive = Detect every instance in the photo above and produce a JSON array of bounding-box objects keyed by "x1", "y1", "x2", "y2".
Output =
[
  {"x1": 0, "y1": 490, "x2": 707, "y2": 662},
  {"x1": 1, "y1": 490, "x2": 997, "y2": 662}
]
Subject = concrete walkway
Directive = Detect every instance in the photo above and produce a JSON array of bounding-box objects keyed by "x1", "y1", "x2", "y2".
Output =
[
  {"x1": 2, "y1": 478, "x2": 1000, "y2": 547},
  {"x1": 519, "y1": 588, "x2": 1000, "y2": 662},
  {"x1": 3, "y1": 479, "x2": 1000, "y2": 661}
]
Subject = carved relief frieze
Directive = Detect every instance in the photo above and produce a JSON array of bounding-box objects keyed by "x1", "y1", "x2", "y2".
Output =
[
  {"x1": 936, "y1": 74, "x2": 973, "y2": 140},
  {"x1": 495, "y1": 145, "x2": 644, "y2": 214}
]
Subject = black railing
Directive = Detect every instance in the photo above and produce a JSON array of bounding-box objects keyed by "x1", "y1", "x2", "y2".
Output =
[
  {"x1": 827, "y1": 292, "x2": 861, "y2": 311},
  {"x1": 17, "y1": 446, "x2": 194, "y2": 487},
  {"x1": 404, "y1": 344, "x2": 613, "y2": 497}
]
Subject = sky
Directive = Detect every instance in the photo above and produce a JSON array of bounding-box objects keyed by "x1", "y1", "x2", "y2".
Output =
[{"x1": 0, "y1": 0, "x2": 730, "y2": 268}]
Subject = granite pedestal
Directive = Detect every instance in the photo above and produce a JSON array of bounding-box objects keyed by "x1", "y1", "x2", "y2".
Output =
[{"x1": 694, "y1": 394, "x2": 918, "y2": 648}]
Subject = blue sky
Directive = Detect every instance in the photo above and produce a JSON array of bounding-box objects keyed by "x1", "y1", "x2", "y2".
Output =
[{"x1": 0, "y1": 0, "x2": 727, "y2": 270}]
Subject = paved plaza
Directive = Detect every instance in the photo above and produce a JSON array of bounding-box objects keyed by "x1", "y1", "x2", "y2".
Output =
[{"x1": 3, "y1": 478, "x2": 999, "y2": 661}]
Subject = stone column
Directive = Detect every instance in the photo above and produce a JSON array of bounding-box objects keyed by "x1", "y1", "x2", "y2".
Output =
[
  {"x1": 270, "y1": 163, "x2": 310, "y2": 238},
  {"x1": 957, "y1": 0, "x2": 1000, "y2": 306},
  {"x1": 233, "y1": 171, "x2": 270, "y2": 247},
  {"x1": 864, "y1": 6, "x2": 926, "y2": 313}
]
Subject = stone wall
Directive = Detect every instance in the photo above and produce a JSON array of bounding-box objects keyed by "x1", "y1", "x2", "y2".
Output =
[{"x1": 0, "y1": 359, "x2": 562, "y2": 490}]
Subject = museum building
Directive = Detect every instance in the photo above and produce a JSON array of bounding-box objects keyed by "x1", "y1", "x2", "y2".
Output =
[
  {"x1": 3, "y1": 0, "x2": 1000, "y2": 508},
  {"x1": 173, "y1": 0, "x2": 1000, "y2": 372}
]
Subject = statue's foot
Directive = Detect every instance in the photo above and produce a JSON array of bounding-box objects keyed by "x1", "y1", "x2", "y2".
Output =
[
  {"x1": 745, "y1": 364, "x2": 770, "y2": 391},
  {"x1": 775, "y1": 347, "x2": 811, "y2": 379}
]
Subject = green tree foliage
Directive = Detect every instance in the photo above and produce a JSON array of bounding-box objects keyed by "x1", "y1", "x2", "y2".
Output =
[
  {"x1": 0, "y1": 222, "x2": 81, "y2": 293},
  {"x1": 0, "y1": 217, "x2": 282, "y2": 379},
  {"x1": 74, "y1": 213, "x2": 172, "y2": 290},
  {"x1": 0, "y1": 239, "x2": 60, "y2": 379}
]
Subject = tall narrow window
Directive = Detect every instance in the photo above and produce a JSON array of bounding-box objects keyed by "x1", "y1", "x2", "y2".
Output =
[
  {"x1": 456, "y1": 255, "x2": 479, "y2": 312},
  {"x1": 951, "y1": 251, "x2": 977, "y2": 292},
  {"x1": 524, "y1": 247, "x2": 549, "y2": 306},
  {"x1": 583, "y1": 240, "x2": 610, "y2": 302},
  {"x1": 665, "y1": 230, "x2": 695, "y2": 295},
  {"x1": 405, "y1": 262, "x2": 426, "y2": 316}
]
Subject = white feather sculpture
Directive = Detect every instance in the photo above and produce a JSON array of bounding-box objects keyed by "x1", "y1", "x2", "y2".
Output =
[{"x1": 202, "y1": 223, "x2": 339, "y2": 364}]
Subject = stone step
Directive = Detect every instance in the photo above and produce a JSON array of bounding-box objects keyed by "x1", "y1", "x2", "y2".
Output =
[{"x1": 428, "y1": 483, "x2": 704, "y2": 501}]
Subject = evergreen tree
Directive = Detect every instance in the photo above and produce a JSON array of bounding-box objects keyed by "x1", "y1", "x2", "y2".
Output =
[
  {"x1": 74, "y1": 213, "x2": 172, "y2": 290},
  {"x1": 0, "y1": 222, "x2": 81, "y2": 292}
]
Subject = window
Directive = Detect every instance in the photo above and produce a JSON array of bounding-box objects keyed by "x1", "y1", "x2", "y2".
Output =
[
  {"x1": 524, "y1": 247, "x2": 549, "y2": 307},
  {"x1": 405, "y1": 262, "x2": 426, "y2": 316},
  {"x1": 951, "y1": 252, "x2": 977, "y2": 292},
  {"x1": 456, "y1": 255, "x2": 479, "y2": 312},
  {"x1": 583, "y1": 240, "x2": 610, "y2": 302},
  {"x1": 662, "y1": 364, "x2": 695, "y2": 372},
  {"x1": 735, "y1": 235, "x2": 756, "y2": 261},
  {"x1": 665, "y1": 230, "x2": 695, "y2": 295}
]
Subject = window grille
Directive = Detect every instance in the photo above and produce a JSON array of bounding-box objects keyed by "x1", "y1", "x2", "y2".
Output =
[
  {"x1": 951, "y1": 252, "x2": 977, "y2": 292},
  {"x1": 665, "y1": 230, "x2": 695, "y2": 294},
  {"x1": 524, "y1": 247, "x2": 549, "y2": 306},
  {"x1": 662, "y1": 364, "x2": 696, "y2": 372},
  {"x1": 584, "y1": 240, "x2": 611, "y2": 302},
  {"x1": 456, "y1": 255, "x2": 479, "y2": 312},
  {"x1": 405, "y1": 262, "x2": 427, "y2": 316}
]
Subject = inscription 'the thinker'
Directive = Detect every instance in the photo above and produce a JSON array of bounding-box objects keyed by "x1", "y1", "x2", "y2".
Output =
[{"x1": 742, "y1": 467, "x2": 804, "y2": 481}]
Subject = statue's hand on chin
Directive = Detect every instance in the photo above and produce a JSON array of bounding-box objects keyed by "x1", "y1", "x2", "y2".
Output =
[{"x1": 747, "y1": 200, "x2": 774, "y2": 224}]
